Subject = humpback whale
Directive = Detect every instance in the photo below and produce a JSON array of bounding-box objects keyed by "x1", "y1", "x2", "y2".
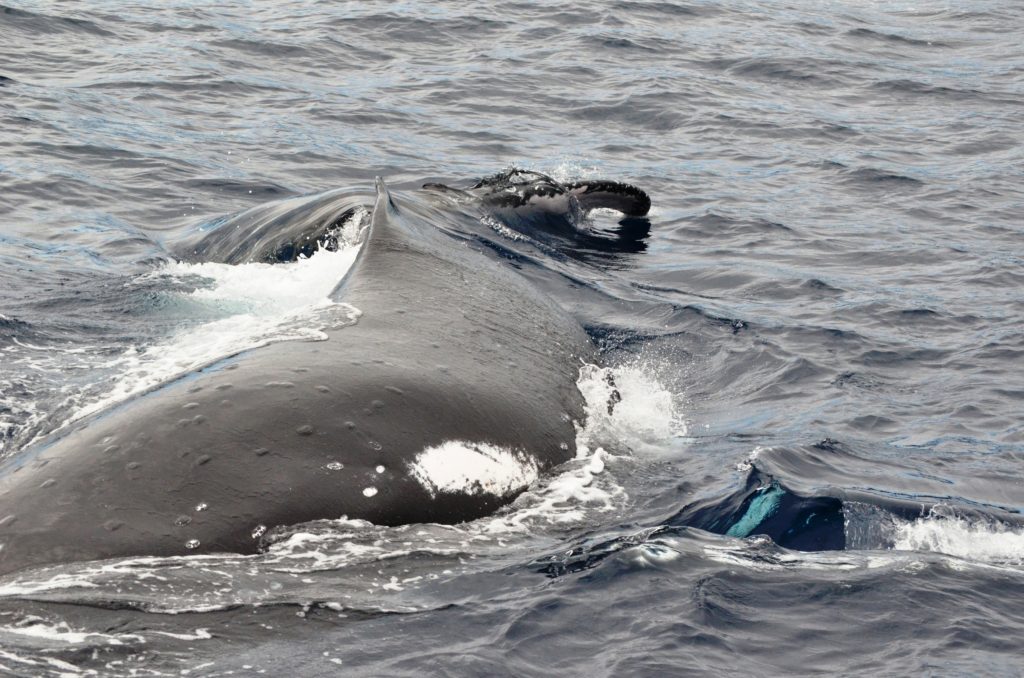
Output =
[{"x1": 0, "y1": 172, "x2": 650, "y2": 576}]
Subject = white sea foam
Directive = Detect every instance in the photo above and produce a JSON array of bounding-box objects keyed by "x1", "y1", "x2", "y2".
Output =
[
  {"x1": 0, "y1": 649, "x2": 85, "y2": 677},
  {"x1": 697, "y1": 505, "x2": 1024, "y2": 574},
  {"x1": 548, "y1": 160, "x2": 601, "y2": 184},
  {"x1": 67, "y1": 239, "x2": 363, "y2": 424},
  {"x1": 5, "y1": 223, "x2": 367, "y2": 454},
  {"x1": 735, "y1": 445, "x2": 769, "y2": 473},
  {"x1": 891, "y1": 510, "x2": 1024, "y2": 565},
  {"x1": 0, "y1": 617, "x2": 144, "y2": 646},
  {"x1": 149, "y1": 628, "x2": 212, "y2": 641},
  {"x1": 576, "y1": 361, "x2": 687, "y2": 456},
  {"x1": 481, "y1": 360, "x2": 685, "y2": 532}
]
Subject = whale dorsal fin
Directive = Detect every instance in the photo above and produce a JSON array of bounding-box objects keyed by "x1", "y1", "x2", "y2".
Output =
[
  {"x1": 374, "y1": 176, "x2": 398, "y2": 216},
  {"x1": 362, "y1": 176, "x2": 419, "y2": 256}
]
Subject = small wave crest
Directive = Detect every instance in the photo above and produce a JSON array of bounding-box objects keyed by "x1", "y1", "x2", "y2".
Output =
[
  {"x1": 697, "y1": 506, "x2": 1024, "y2": 574},
  {"x1": 891, "y1": 507, "x2": 1024, "y2": 567}
]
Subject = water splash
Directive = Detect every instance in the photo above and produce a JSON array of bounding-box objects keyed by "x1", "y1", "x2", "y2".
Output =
[{"x1": 891, "y1": 507, "x2": 1024, "y2": 566}]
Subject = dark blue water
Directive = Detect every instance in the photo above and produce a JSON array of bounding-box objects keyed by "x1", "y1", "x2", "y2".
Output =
[{"x1": 1, "y1": 1, "x2": 1023, "y2": 675}]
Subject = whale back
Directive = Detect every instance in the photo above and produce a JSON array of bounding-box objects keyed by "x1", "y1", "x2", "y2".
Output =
[{"x1": 0, "y1": 179, "x2": 595, "y2": 576}]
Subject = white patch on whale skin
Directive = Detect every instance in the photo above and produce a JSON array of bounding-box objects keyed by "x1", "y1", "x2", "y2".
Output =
[{"x1": 407, "y1": 441, "x2": 540, "y2": 499}]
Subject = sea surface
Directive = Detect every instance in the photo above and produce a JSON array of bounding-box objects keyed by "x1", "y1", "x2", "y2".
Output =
[{"x1": 1, "y1": 1, "x2": 1023, "y2": 675}]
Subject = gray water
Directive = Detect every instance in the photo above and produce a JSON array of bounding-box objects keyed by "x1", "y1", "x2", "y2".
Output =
[{"x1": 1, "y1": 1, "x2": 1023, "y2": 676}]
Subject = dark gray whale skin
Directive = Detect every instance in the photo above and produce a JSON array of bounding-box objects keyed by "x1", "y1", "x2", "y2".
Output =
[
  {"x1": 0, "y1": 175, "x2": 649, "y2": 576},
  {"x1": 0, "y1": 181, "x2": 590, "y2": 575}
]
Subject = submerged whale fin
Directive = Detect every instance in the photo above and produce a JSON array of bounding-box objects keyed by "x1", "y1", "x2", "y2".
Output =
[{"x1": 565, "y1": 181, "x2": 651, "y2": 217}]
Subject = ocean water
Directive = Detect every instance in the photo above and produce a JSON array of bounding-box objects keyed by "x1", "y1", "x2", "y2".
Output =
[{"x1": 1, "y1": 1, "x2": 1023, "y2": 675}]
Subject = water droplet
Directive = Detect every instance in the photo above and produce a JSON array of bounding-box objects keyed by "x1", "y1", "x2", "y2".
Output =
[
  {"x1": 254, "y1": 447, "x2": 270, "y2": 456},
  {"x1": 103, "y1": 520, "x2": 123, "y2": 532},
  {"x1": 559, "y1": 442, "x2": 569, "y2": 450},
  {"x1": 375, "y1": 465, "x2": 385, "y2": 473},
  {"x1": 40, "y1": 478, "x2": 56, "y2": 489},
  {"x1": 363, "y1": 487, "x2": 378, "y2": 498},
  {"x1": 174, "y1": 515, "x2": 192, "y2": 526},
  {"x1": 195, "y1": 502, "x2": 208, "y2": 512},
  {"x1": 0, "y1": 515, "x2": 17, "y2": 527},
  {"x1": 325, "y1": 462, "x2": 344, "y2": 471},
  {"x1": 126, "y1": 461, "x2": 140, "y2": 470},
  {"x1": 183, "y1": 402, "x2": 200, "y2": 410},
  {"x1": 368, "y1": 441, "x2": 382, "y2": 451},
  {"x1": 296, "y1": 425, "x2": 314, "y2": 436},
  {"x1": 195, "y1": 454, "x2": 212, "y2": 466},
  {"x1": 185, "y1": 539, "x2": 201, "y2": 549},
  {"x1": 251, "y1": 524, "x2": 267, "y2": 539}
]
